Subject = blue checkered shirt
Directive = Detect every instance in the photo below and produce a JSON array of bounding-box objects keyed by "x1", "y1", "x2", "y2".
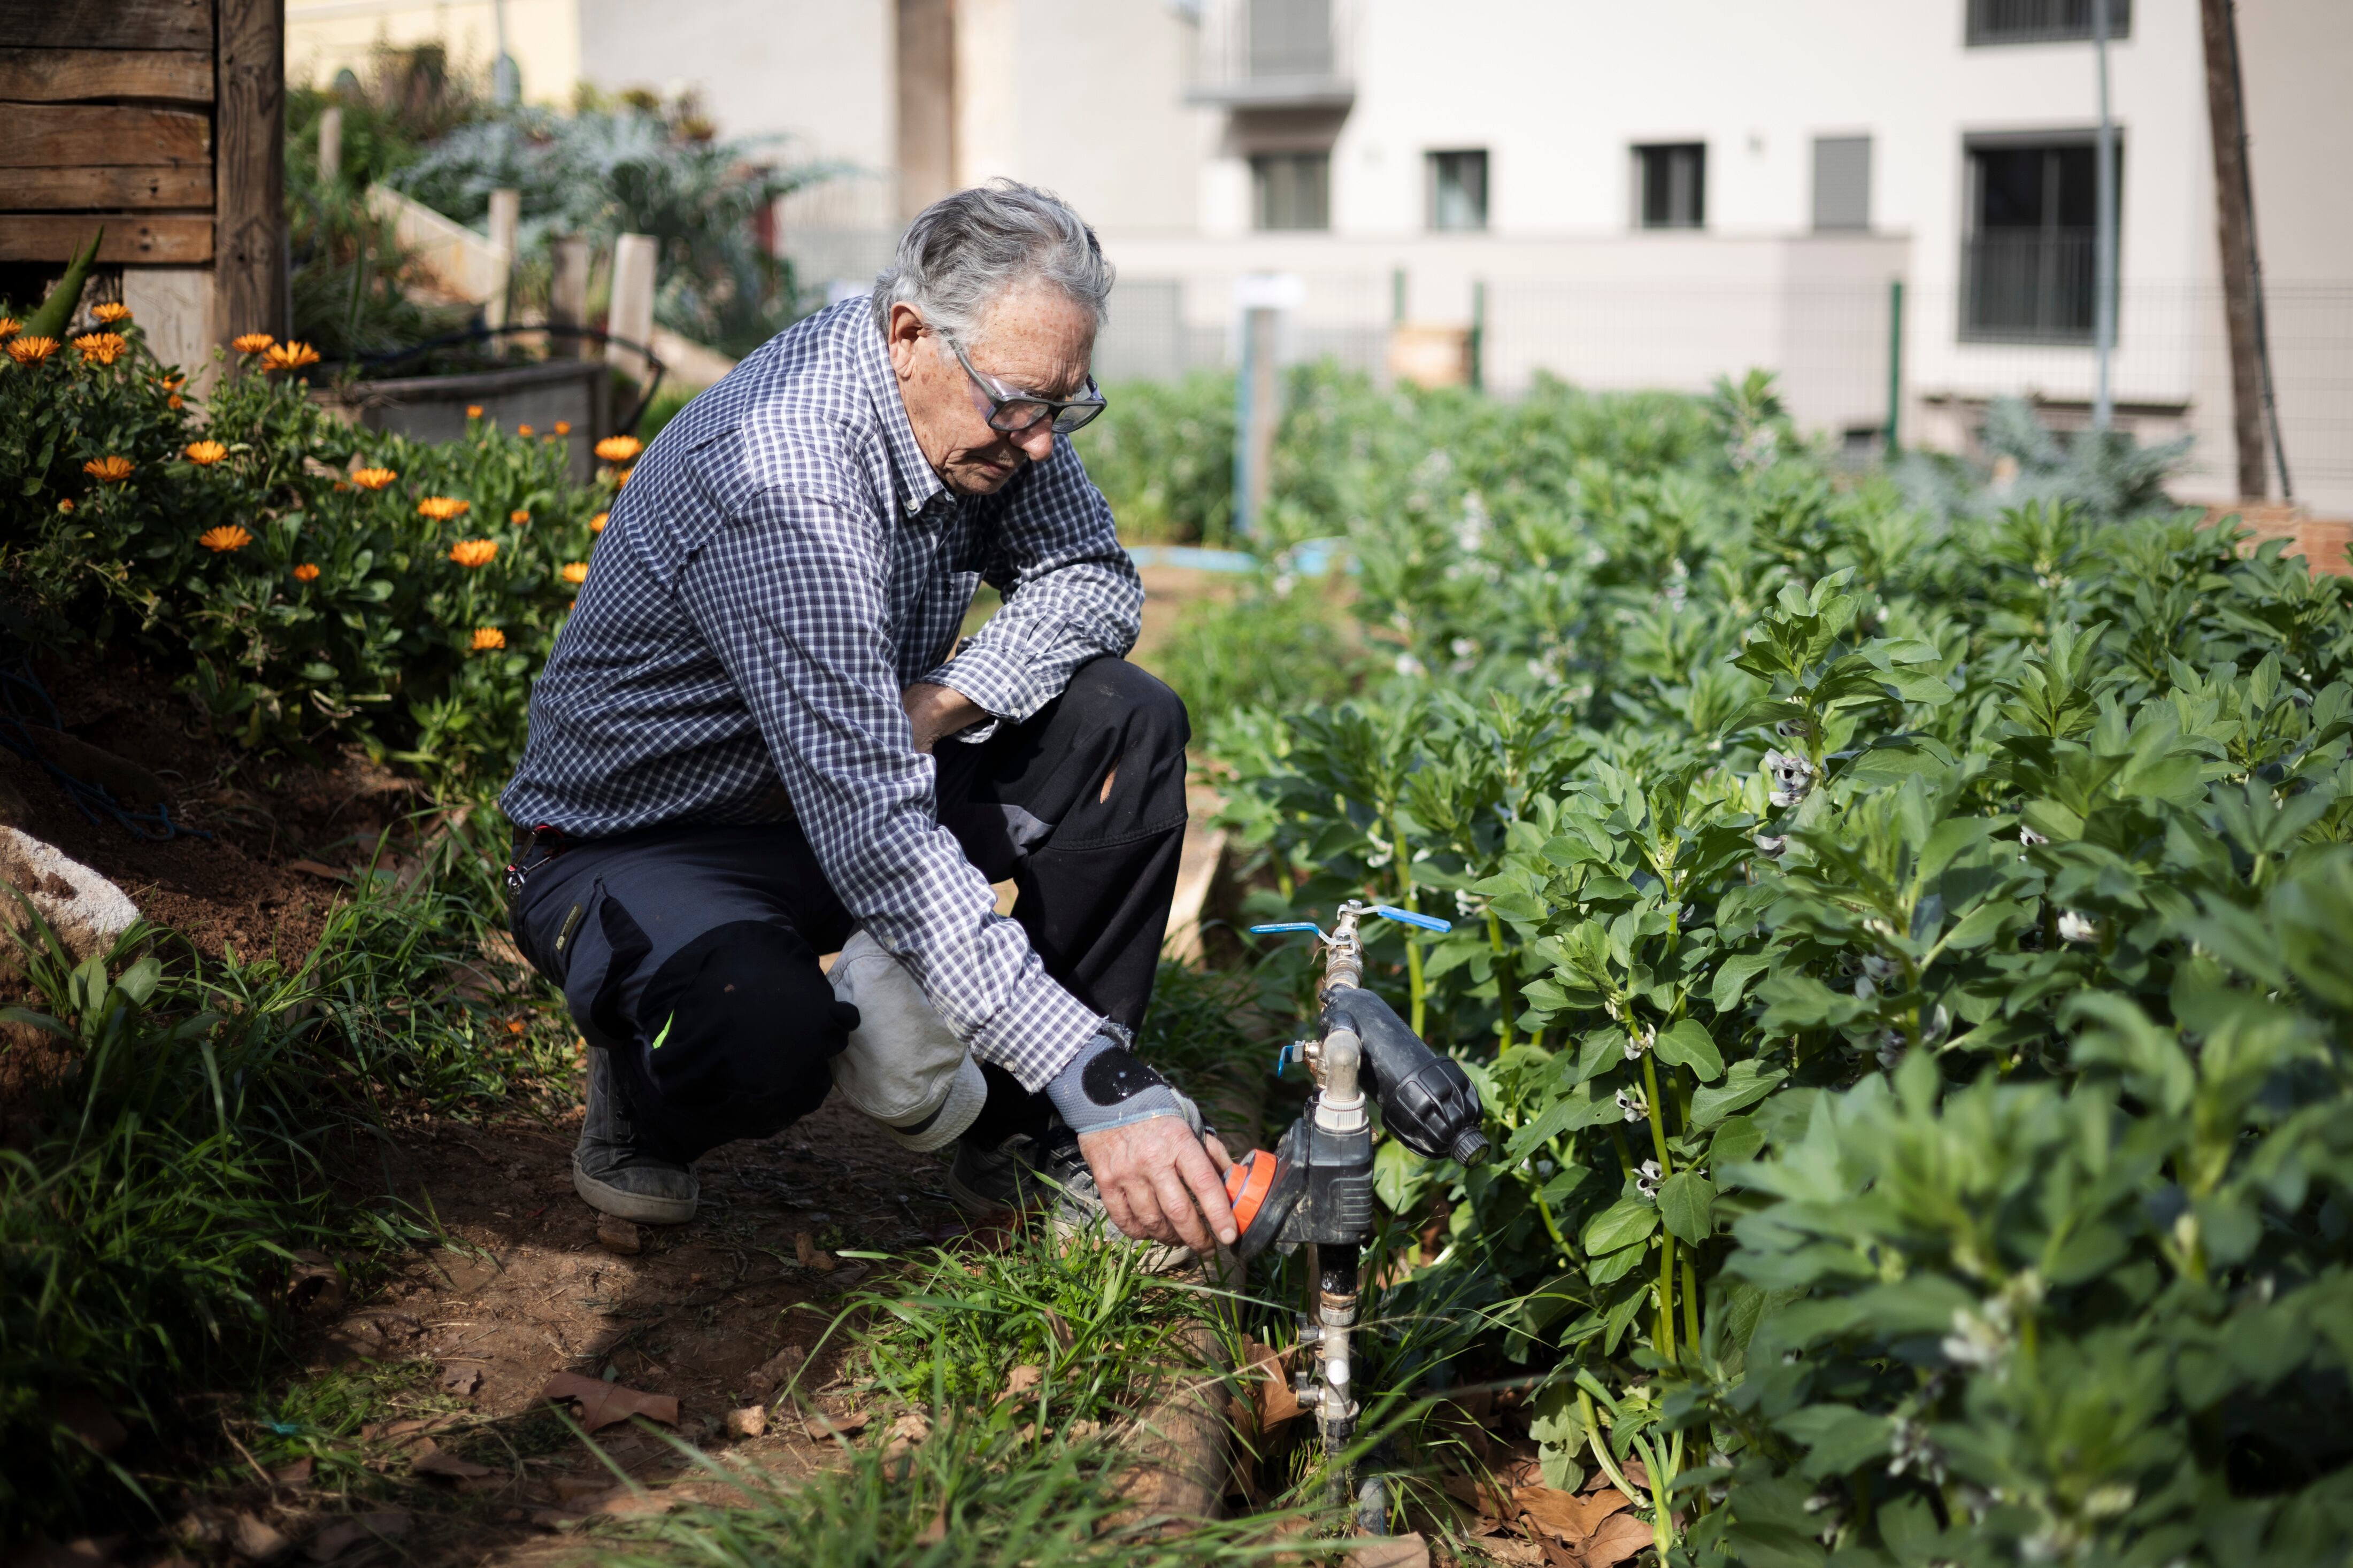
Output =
[{"x1": 500, "y1": 299, "x2": 1143, "y2": 1088}]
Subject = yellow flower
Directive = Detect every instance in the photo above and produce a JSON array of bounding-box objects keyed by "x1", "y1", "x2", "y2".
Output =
[
  {"x1": 560, "y1": 562, "x2": 589, "y2": 584},
  {"x1": 293, "y1": 562, "x2": 321, "y2": 582},
  {"x1": 198, "y1": 524, "x2": 252, "y2": 552},
  {"x1": 418, "y1": 496, "x2": 471, "y2": 522},
  {"x1": 93, "y1": 303, "x2": 132, "y2": 325},
  {"x1": 82, "y1": 455, "x2": 134, "y2": 482},
  {"x1": 231, "y1": 333, "x2": 275, "y2": 354},
  {"x1": 553, "y1": 421, "x2": 572, "y2": 436},
  {"x1": 517, "y1": 423, "x2": 535, "y2": 437},
  {"x1": 350, "y1": 466, "x2": 398, "y2": 490},
  {"x1": 588, "y1": 511, "x2": 609, "y2": 534},
  {"x1": 0, "y1": 316, "x2": 18, "y2": 339},
  {"x1": 466, "y1": 404, "x2": 484, "y2": 419},
  {"x1": 7, "y1": 336, "x2": 60, "y2": 365},
  {"x1": 448, "y1": 538, "x2": 499, "y2": 568},
  {"x1": 510, "y1": 508, "x2": 531, "y2": 525},
  {"x1": 471, "y1": 627, "x2": 507, "y2": 651},
  {"x1": 595, "y1": 435, "x2": 643, "y2": 463},
  {"x1": 184, "y1": 440, "x2": 228, "y2": 466},
  {"x1": 262, "y1": 341, "x2": 321, "y2": 372},
  {"x1": 158, "y1": 374, "x2": 184, "y2": 393},
  {"x1": 72, "y1": 331, "x2": 127, "y2": 366},
  {"x1": 56, "y1": 498, "x2": 74, "y2": 513},
  {"x1": 613, "y1": 466, "x2": 632, "y2": 488}
]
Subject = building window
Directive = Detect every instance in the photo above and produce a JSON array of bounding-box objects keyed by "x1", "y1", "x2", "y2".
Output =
[
  {"x1": 1634, "y1": 143, "x2": 1705, "y2": 230},
  {"x1": 1248, "y1": 0, "x2": 1333, "y2": 79},
  {"x1": 1962, "y1": 136, "x2": 2117, "y2": 343},
  {"x1": 1427, "y1": 150, "x2": 1488, "y2": 231},
  {"x1": 1811, "y1": 135, "x2": 1872, "y2": 231},
  {"x1": 1966, "y1": 0, "x2": 2131, "y2": 45},
  {"x1": 1252, "y1": 151, "x2": 1330, "y2": 231}
]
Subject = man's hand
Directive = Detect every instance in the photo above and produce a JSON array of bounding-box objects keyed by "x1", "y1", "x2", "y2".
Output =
[
  {"x1": 1076, "y1": 1116, "x2": 1239, "y2": 1254},
  {"x1": 902, "y1": 681, "x2": 986, "y2": 753}
]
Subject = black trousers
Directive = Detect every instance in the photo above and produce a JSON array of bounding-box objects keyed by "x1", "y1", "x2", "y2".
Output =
[{"x1": 510, "y1": 657, "x2": 1191, "y2": 1162}]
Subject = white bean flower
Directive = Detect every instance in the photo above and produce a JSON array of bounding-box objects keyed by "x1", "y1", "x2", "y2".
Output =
[{"x1": 1763, "y1": 748, "x2": 1817, "y2": 809}]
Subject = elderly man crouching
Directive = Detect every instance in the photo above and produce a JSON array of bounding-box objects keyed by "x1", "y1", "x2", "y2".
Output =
[{"x1": 499, "y1": 181, "x2": 1237, "y2": 1258}]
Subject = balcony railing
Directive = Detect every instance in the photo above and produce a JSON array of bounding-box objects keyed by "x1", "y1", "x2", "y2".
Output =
[
  {"x1": 1186, "y1": 0, "x2": 1355, "y2": 110},
  {"x1": 1961, "y1": 230, "x2": 2101, "y2": 344}
]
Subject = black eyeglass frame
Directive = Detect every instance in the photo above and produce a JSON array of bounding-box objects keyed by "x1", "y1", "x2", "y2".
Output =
[{"x1": 936, "y1": 329, "x2": 1108, "y2": 436}]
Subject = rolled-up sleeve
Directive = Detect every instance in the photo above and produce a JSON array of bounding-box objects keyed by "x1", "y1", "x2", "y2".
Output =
[
  {"x1": 921, "y1": 436, "x2": 1141, "y2": 729},
  {"x1": 673, "y1": 472, "x2": 1101, "y2": 1090}
]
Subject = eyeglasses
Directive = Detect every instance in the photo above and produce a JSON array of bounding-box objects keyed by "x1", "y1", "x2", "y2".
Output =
[{"x1": 937, "y1": 330, "x2": 1108, "y2": 436}]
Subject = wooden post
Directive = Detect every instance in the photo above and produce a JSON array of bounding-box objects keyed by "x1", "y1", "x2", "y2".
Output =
[
  {"x1": 485, "y1": 186, "x2": 518, "y2": 332},
  {"x1": 606, "y1": 231, "x2": 657, "y2": 388},
  {"x1": 214, "y1": 0, "x2": 286, "y2": 344},
  {"x1": 317, "y1": 102, "x2": 341, "y2": 184},
  {"x1": 549, "y1": 235, "x2": 591, "y2": 359},
  {"x1": 2200, "y1": 0, "x2": 2286, "y2": 499}
]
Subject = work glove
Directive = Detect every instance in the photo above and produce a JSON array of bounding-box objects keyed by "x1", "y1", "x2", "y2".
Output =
[{"x1": 1043, "y1": 1026, "x2": 1203, "y2": 1138}]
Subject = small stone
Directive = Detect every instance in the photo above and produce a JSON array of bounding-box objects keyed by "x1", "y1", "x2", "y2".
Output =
[
  {"x1": 229, "y1": 1514, "x2": 291, "y2": 1564},
  {"x1": 741, "y1": 1343, "x2": 806, "y2": 1402},
  {"x1": 597, "y1": 1214, "x2": 642, "y2": 1255},
  {"x1": 724, "y1": 1406, "x2": 766, "y2": 1439},
  {"x1": 793, "y1": 1231, "x2": 835, "y2": 1271}
]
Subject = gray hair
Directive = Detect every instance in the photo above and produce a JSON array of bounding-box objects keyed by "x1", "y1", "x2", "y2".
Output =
[{"x1": 870, "y1": 180, "x2": 1114, "y2": 345}]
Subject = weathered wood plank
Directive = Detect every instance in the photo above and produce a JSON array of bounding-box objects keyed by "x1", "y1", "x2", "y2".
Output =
[
  {"x1": 214, "y1": 0, "x2": 286, "y2": 341},
  {"x1": 0, "y1": 0, "x2": 211, "y2": 53},
  {"x1": 0, "y1": 164, "x2": 212, "y2": 208},
  {"x1": 0, "y1": 214, "x2": 212, "y2": 264},
  {"x1": 0, "y1": 104, "x2": 211, "y2": 169},
  {"x1": 0, "y1": 49, "x2": 213, "y2": 103}
]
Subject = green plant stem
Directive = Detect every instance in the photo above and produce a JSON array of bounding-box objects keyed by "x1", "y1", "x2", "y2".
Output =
[
  {"x1": 1682, "y1": 1255, "x2": 1702, "y2": 1350},
  {"x1": 1656, "y1": 1231, "x2": 1677, "y2": 1360},
  {"x1": 1486, "y1": 908, "x2": 1515, "y2": 1049},
  {"x1": 1639, "y1": 1053, "x2": 1674, "y2": 1171},
  {"x1": 1578, "y1": 1389, "x2": 1636, "y2": 1500}
]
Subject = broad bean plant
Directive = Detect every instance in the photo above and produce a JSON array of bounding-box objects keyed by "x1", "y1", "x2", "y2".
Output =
[{"x1": 1208, "y1": 374, "x2": 2353, "y2": 1564}]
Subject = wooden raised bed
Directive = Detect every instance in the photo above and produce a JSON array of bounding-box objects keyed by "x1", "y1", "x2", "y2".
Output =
[{"x1": 318, "y1": 360, "x2": 614, "y2": 482}]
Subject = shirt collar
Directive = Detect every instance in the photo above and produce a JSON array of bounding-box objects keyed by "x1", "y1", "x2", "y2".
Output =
[{"x1": 852, "y1": 303, "x2": 949, "y2": 520}]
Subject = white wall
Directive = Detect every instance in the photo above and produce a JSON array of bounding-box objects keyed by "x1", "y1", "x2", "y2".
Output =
[{"x1": 287, "y1": 0, "x2": 582, "y2": 105}]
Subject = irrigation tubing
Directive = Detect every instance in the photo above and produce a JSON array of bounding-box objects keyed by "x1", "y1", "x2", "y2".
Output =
[{"x1": 0, "y1": 655, "x2": 211, "y2": 844}]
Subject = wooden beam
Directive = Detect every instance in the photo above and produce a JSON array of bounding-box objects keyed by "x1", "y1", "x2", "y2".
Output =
[
  {"x1": 214, "y1": 0, "x2": 286, "y2": 343},
  {"x1": 0, "y1": 213, "x2": 211, "y2": 264},
  {"x1": 0, "y1": 0, "x2": 211, "y2": 52},
  {"x1": 0, "y1": 164, "x2": 213, "y2": 208},
  {"x1": 0, "y1": 49, "x2": 214, "y2": 103},
  {"x1": 0, "y1": 104, "x2": 210, "y2": 169}
]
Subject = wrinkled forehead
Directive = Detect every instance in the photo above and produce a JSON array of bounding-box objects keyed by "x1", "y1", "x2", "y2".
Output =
[{"x1": 963, "y1": 284, "x2": 1096, "y2": 399}]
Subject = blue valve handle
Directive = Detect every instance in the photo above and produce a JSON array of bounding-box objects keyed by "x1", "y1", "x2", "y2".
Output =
[
  {"x1": 1248, "y1": 921, "x2": 1323, "y2": 936},
  {"x1": 1373, "y1": 905, "x2": 1452, "y2": 933}
]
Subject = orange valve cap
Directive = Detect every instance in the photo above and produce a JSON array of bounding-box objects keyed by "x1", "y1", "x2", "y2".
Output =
[{"x1": 1225, "y1": 1148, "x2": 1279, "y2": 1236}]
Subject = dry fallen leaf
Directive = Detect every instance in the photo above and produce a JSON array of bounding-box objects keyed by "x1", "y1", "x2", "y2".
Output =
[
  {"x1": 884, "y1": 1412, "x2": 932, "y2": 1459},
  {"x1": 439, "y1": 1363, "x2": 483, "y2": 1396},
  {"x1": 743, "y1": 1343, "x2": 807, "y2": 1402},
  {"x1": 794, "y1": 1230, "x2": 836, "y2": 1270},
  {"x1": 305, "y1": 1511, "x2": 410, "y2": 1563},
  {"x1": 539, "y1": 1370, "x2": 679, "y2": 1432},
  {"x1": 1243, "y1": 1341, "x2": 1303, "y2": 1431},
  {"x1": 1583, "y1": 1510, "x2": 1658, "y2": 1568},
  {"x1": 1516, "y1": 1482, "x2": 1630, "y2": 1542},
  {"x1": 230, "y1": 1513, "x2": 292, "y2": 1564},
  {"x1": 998, "y1": 1364, "x2": 1043, "y2": 1403},
  {"x1": 1469, "y1": 1539, "x2": 1545, "y2": 1566},
  {"x1": 1351, "y1": 1533, "x2": 1431, "y2": 1568},
  {"x1": 914, "y1": 1504, "x2": 948, "y2": 1546},
  {"x1": 410, "y1": 1440, "x2": 496, "y2": 1480},
  {"x1": 597, "y1": 1214, "x2": 642, "y2": 1255},
  {"x1": 808, "y1": 1409, "x2": 869, "y2": 1443},
  {"x1": 1441, "y1": 1471, "x2": 1513, "y2": 1518}
]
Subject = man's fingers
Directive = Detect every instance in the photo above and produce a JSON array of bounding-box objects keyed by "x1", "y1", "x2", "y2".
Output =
[
  {"x1": 1096, "y1": 1177, "x2": 1141, "y2": 1241},
  {"x1": 1203, "y1": 1134, "x2": 1235, "y2": 1174},
  {"x1": 1173, "y1": 1136, "x2": 1240, "y2": 1247},
  {"x1": 1119, "y1": 1175, "x2": 1180, "y2": 1247},
  {"x1": 1149, "y1": 1165, "x2": 1214, "y2": 1254}
]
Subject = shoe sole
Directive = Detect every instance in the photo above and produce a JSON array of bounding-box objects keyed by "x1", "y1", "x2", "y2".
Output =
[
  {"x1": 573, "y1": 1162, "x2": 699, "y2": 1225},
  {"x1": 943, "y1": 1163, "x2": 1020, "y2": 1221}
]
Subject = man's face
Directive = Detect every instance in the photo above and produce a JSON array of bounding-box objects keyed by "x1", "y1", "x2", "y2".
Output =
[{"x1": 887, "y1": 285, "x2": 1096, "y2": 496}]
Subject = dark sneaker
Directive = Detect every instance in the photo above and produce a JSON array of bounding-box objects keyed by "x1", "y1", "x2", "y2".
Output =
[
  {"x1": 1033, "y1": 1126, "x2": 1198, "y2": 1277},
  {"x1": 573, "y1": 1047, "x2": 698, "y2": 1225},
  {"x1": 944, "y1": 1132, "x2": 1038, "y2": 1218}
]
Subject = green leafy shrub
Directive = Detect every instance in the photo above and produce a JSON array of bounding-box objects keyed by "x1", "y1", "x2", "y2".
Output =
[
  {"x1": 0, "y1": 320, "x2": 616, "y2": 786},
  {"x1": 1187, "y1": 368, "x2": 2353, "y2": 1559}
]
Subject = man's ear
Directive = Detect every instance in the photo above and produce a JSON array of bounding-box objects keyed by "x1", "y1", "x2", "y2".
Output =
[{"x1": 886, "y1": 302, "x2": 925, "y2": 380}]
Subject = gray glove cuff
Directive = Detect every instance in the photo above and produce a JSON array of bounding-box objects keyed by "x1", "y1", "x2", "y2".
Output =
[{"x1": 1045, "y1": 1028, "x2": 1199, "y2": 1137}]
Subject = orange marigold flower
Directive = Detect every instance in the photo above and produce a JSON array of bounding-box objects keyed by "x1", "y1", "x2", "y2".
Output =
[
  {"x1": 466, "y1": 404, "x2": 485, "y2": 419},
  {"x1": 73, "y1": 331, "x2": 128, "y2": 366},
  {"x1": 7, "y1": 336, "x2": 60, "y2": 365},
  {"x1": 560, "y1": 561, "x2": 589, "y2": 585},
  {"x1": 232, "y1": 333, "x2": 275, "y2": 354},
  {"x1": 82, "y1": 455, "x2": 134, "y2": 482},
  {"x1": 93, "y1": 303, "x2": 133, "y2": 325},
  {"x1": 471, "y1": 626, "x2": 506, "y2": 651},
  {"x1": 262, "y1": 341, "x2": 321, "y2": 373},
  {"x1": 158, "y1": 375, "x2": 184, "y2": 392},
  {"x1": 198, "y1": 525, "x2": 252, "y2": 553},
  {"x1": 418, "y1": 496, "x2": 472, "y2": 522},
  {"x1": 184, "y1": 440, "x2": 228, "y2": 466},
  {"x1": 517, "y1": 423, "x2": 535, "y2": 437},
  {"x1": 57, "y1": 498, "x2": 74, "y2": 513},
  {"x1": 588, "y1": 512, "x2": 609, "y2": 534},
  {"x1": 612, "y1": 466, "x2": 632, "y2": 488},
  {"x1": 167, "y1": 395, "x2": 183, "y2": 409},
  {"x1": 594, "y1": 435, "x2": 644, "y2": 463},
  {"x1": 448, "y1": 538, "x2": 499, "y2": 568},
  {"x1": 350, "y1": 466, "x2": 398, "y2": 490},
  {"x1": 293, "y1": 562, "x2": 321, "y2": 582},
  {"x1": 553, "y1": 421, "x2": 572, "y2": 436},
  {"x1": 510, "y1": 508, "x2": 531, "y2": 525},
  {"x1": 333, "y1": 481, "x2": 349, "y2": 491},
  {"x1": 0, "y1": 316, "x2": 19, "y2": 339}
]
